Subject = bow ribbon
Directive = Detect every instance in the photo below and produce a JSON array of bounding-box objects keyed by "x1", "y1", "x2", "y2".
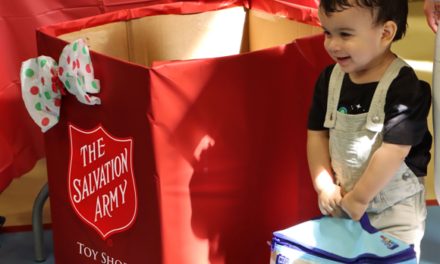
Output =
[
  {"x1": 51, "y1": 72, "x2": 67, "y2": 96},
  {"x1": 20, "y1": 39, "x2": 101, "y2": 132}
]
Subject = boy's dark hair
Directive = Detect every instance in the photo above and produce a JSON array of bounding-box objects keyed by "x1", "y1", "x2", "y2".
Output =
[{"x1": 319, "y1": 0, "x2": 408, "y2": 41}]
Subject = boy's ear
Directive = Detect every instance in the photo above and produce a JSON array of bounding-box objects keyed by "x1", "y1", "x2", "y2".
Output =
[{"x1": 381, "y1": 21, "x2": 397, "y2": 45}]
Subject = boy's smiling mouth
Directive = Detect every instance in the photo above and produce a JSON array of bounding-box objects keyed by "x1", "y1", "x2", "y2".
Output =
[{"x1": 336, "y1": 56, "x2": 350, "y2": 64}]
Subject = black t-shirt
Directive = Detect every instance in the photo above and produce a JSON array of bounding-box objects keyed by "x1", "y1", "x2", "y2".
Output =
[{"x1": 307, "y1": 64, "x2": 432, "y2": 176}]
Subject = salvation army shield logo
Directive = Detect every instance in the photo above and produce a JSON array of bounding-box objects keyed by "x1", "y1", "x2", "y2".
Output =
[{"x1": 68, "y1": 123, "x2": 138, "y2": 239}]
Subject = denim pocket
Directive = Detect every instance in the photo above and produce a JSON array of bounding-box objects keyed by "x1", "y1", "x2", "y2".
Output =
[{"x1": 382, "y1": 182, "x2": 421, "y2": 208}]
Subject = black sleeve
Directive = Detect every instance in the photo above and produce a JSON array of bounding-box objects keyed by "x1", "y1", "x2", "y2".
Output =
[
  {"x1": 383, "y1": 67, "x2": 432, "y2": 146},
  {"x1": 307, "y1": 64, "x2": 335, "y2": 130}
]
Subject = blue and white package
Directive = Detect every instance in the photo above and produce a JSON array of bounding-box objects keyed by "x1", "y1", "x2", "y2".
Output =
[{"x1": 270, "y1": 214, "x2": 417, "y2": 264}]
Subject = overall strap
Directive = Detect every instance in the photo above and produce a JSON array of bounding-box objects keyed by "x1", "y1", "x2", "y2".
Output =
[
  {"x1": 323, "y1": 64, "x2": 344, "y2": 128},
  {"x1": 366, "y1": 57, "x2": 409, "y2": 132}
]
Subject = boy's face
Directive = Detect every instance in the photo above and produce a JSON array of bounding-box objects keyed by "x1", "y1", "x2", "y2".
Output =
[{"x1": 318, "y1": 5, "x2": 385, "y2": 74}]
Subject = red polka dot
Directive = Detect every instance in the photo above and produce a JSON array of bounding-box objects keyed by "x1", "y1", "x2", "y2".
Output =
[
  {"x1": 50, "y1": 69, "x2": 55, "y2": 75},
  {"x1": 54, "y1": 98, "x2": 61, "y2": 107},
  {"x1": 83, "y1": 39, "x2": 87, "y2": 45},
  {"x1": 86, "y1": 64, "x2": 92, "y2": 73},
  {"x1": 85, "y1": 95, "x2": 91, "y2": 103},
  {"x1": 30, "y1": 86, "x2": 39, "y2": 95},
  {"x1": 59, "y1": 67, "x2": 64, "y2": 76},
  {"x1": 77, "y1": 59, "x2": 80, "y2": 69},
  {"x1": 41, "y1": 118, "x2": 50, "y2": 126},
  {"x1": 41, "y1": 77, "x2": 45, "y2": 85},
  {"x1": 73, "y1": 61, "x2": 76, "y2": 70},
  {"x1": 67, "y1": 56, "x2": 70, "y2": 65},
  {"x1": 46, "y1": 106, "x2": 51, "y2": 112},
  {"x1": 52, "y1": 85, "x2": 59, "y2": 93}
]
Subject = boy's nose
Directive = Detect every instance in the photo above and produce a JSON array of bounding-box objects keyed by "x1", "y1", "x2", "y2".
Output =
[{"x1": 326, "y1": 39, "x2": 341, "y2": 52}]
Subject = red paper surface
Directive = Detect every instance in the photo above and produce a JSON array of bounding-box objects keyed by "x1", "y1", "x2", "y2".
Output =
[
  {"x1": 1, "y1": 0, "x2": 322, "y2": 194},
  {"x1": 39, "y1": 32, "x2": 163, "y2": 263},
  {"x1": 149, "y1": 35, "x2": 332, "y2": 263},
  {"x1": 3, "y1": 1, "x2": 336, "y2": 263}
]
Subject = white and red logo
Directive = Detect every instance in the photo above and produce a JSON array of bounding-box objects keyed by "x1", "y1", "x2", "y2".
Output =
[{"x1": 68, "y1": 123, "x2": 138, "y2": 239}]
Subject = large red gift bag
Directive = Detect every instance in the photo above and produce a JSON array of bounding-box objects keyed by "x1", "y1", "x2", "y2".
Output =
[{"x1": 34, "y1": 1, "x2": 333, "y2": 263}]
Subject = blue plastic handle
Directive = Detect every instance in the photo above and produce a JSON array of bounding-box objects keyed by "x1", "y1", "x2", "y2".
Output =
[{"x1": 359, "y1": 212, "x2": 379, "y2": 234}]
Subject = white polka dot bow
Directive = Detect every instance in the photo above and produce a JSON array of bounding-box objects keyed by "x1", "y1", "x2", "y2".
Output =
[{"x1": 20, "y1": 39, "x2": 101, "y2": 132}]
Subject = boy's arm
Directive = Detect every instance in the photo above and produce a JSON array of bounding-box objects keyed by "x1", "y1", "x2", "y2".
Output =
[
  {"x1": 307, "y1": 130, "x2": 345, "y2": 217},
  {"x1": 341, "y1": 142, "x2": 411, "y2": 221},
  {"x1": 307, "y1": 130, "x2": 333, "y2": 193}
]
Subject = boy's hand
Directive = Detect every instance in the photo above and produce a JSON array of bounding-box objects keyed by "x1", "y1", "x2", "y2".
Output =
[
  {"x1": 318, "y1": 184, "x2": 345, "y2": 217},
  {"x1": 424, "y1": 0, "x2": 440, "y2": 33},
  {"x1": 340, "y1": 191, "x2": 369, "y2": 222}
]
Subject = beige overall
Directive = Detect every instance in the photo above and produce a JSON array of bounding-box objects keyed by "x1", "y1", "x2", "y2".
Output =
[{"x1": 324, "y1": 58, "x2": 427, "y2": 259}]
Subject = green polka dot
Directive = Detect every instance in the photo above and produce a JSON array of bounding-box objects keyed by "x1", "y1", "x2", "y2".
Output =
[
  {"x1": 35, "y1": 102, "x2": 41, "y2": 111},
  {"x1": 54, "y1": 62, "x2": 58, "y2": 66},
  {"x1": 82, "y1": 46, "x2": 87, "y2": 55},
  {"x1": 45, "y1": 92, "x2": 51, "y2": 100},
  {"x1": 92, "y1": 80, "x2": 97, "y2": 89},
  {"x1": 65, "y1": 80, "x2": 71, "y2": 89},
  {"x1": 77, "y1": 77, "x2": 81, "y2": 86},
  {"x1": 41, "y1": 60, "x2": 47, "y2": 68},
  {"x1": 66, "y1": 73, "x2": 73, "y2": 78},
  {"x1": 73, "y1": 42, "x2": 78, "y2": 51},
  {"x1": 36, "y1": 58, "x2": 38, "y2": 64},
  {"x1": 39, "y1": 93, "x2": 41, "y2": 98},
  {"x1": 25, "y1": 68, "x2": 34, "y2": 78},
  {"x1": 82, "y1": 76, "x2": 85, "y2": 85},
  {"x1": 57, "y1": 116, "x2": 60, "y2": 121}
]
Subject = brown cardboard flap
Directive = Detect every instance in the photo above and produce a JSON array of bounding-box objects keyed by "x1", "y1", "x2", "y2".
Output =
[
  {"x1": 127, "y1": 7, "x2": 249, "y2": 67},
  {"x1": 58, "y1": 21, "x2": 130, "y2": 62},
  {"x1": 57, "y1": 7, "x2": 322, "y2": 67},
  {"x1": 249, "y1": 9, "x2": 323, "y2": 51}
]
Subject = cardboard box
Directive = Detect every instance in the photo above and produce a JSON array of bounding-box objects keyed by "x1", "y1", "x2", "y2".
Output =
[
  {"x1": 37, "y1": 2, "x2": 332, "y2": 264},
  {"x1": 57, "y1": 7, "x2": 322, "y2": 66}
]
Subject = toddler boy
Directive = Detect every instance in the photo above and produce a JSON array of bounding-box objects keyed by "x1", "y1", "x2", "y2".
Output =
[{"x1": 307, "y1": 0, "x2": 432, "y2": 260}]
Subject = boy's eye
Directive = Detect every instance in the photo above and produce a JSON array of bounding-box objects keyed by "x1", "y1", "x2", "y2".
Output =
[
  {"x1": 324, "y1": 31, "x2": 331, "y2": 36},
  {"x1": 340, "y1": 32, "x2": 351, "y2": 37}
]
